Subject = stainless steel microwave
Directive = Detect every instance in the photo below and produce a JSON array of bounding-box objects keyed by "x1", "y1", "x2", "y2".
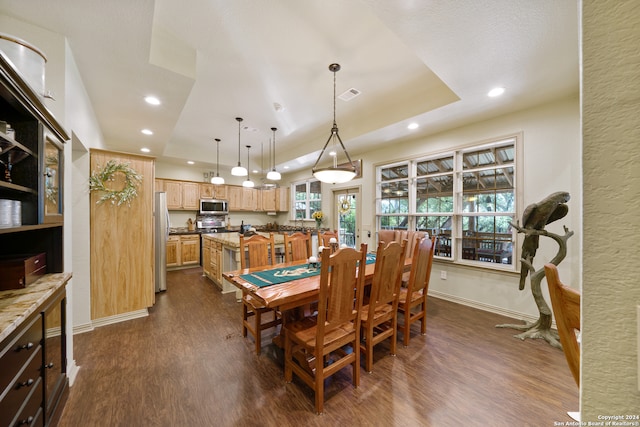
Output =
[{"x1": 199, "y1": 199, "x2": 228, "y2": 215}]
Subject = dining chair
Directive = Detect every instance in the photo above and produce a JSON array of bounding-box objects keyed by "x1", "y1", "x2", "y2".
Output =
[
  {"x1": 544, "y1": 263, "x2": 581, "y2": 386},
  {"x1": 319, "y1": 229, "x2": 339, "y2": 247},
  {"x1": 359, "y1": 240, "x2": 407, "y2": 373},
  {"x1": 283, "y1": 230, "x2": 312, "y2": 262},
  {"x1": 239, "y1": 232, "x2": 281, "y2": 355},
  {"x1": 284, "y1": 243, "x2": 368, "y2": 414},
  {"x1": 397, "y1": 236, "x2": 435, "y2": 347}
]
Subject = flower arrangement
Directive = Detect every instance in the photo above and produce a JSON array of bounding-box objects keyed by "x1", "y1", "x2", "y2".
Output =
[{"x1": 312, "y1": 210, "x2": 324, "y2": 228}]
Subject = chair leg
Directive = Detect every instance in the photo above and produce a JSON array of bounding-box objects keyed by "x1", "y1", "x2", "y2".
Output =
[
  {"x1": 254, "y1": 309, "x2": 262, "y2": 355},
  {"x1": 315, "y1": 352, "x2": 324, "y2": 414},
  {"x1": 353, "y1": 331, "x2": 361, "y2": 388},
  {"x1": 284, "y1": 330, "x2": 292, "y2": 383},
  {"x1": 420, "y1": 300, "x2": 427, "y2": 335},
  {"x1": 242, "y1": 302, "x2": 249, "y2": 338},
  {"x1": 401, "y1": 309, "x2": 410, "y2": 347},
  {"x1": 390, "y1": 316, "x2": 397, "y2": 356},
  {"x1": 365, "y1": 323, "x2": 373, "y2": 373}
]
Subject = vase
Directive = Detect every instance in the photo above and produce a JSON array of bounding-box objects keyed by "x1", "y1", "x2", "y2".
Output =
[{"x1": 315, "y1": 219, "x2": 322, "y2": 229}]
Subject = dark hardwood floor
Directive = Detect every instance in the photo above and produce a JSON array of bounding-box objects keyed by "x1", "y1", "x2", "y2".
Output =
[{"x1": 58, "y1": 267, "x2": 578, "y2": 427}]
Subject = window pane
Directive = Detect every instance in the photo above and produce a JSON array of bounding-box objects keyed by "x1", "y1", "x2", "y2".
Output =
[
  {"x1": 380, "y1": 180, "x2": 409, "y2": 214},
  {"x1": 309, "y1": 180, "x2": 322, "y2": 200},
  {"x1": 416, "y1": 175, "x2": 454, "y2": 213},
  {"x1": 380, "y1": 164, "x2": 408, "y2": 181},
  {"x1": 380, "y1": 216, "x2": 408, "y2": 230}
]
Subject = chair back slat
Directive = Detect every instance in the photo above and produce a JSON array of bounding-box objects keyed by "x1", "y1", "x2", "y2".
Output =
[{"x1": 319, "y1": 230, "x2": 339, "y2": 247}]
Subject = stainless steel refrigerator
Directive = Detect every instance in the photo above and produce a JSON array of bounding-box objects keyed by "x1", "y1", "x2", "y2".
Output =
[{"x1": 154, "y1": 192, "x2": 169, "y2": 292}]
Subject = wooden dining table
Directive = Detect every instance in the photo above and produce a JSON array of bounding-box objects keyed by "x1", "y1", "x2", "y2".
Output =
[{"x1": 222, "y1": 256, "x2": 412, "y2": 313}]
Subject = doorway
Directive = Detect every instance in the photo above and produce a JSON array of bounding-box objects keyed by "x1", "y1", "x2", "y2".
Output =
[{"x1": 333, "y1": 187, "x2": 360, "y2": 248}]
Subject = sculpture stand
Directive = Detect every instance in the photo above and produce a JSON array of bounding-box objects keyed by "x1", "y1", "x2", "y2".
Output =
[{"x1": 496, "y1": 224, "x2": 573, "y2": 348}]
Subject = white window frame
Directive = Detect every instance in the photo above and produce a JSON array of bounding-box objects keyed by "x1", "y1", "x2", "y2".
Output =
[
  {"x1": 291, "y1": 178, "x2": 322, "y2": 220},
  {"x1": 375, "y1": 134, "x2": 523, "y2": 272}
]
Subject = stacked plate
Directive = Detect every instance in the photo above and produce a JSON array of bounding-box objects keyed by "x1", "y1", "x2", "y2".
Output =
[{"x1": 0, "y1": 199, "x2": 21, "y2": 228}]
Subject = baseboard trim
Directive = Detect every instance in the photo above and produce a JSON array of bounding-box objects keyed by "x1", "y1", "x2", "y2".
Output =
[
  {"x1": 90, "y1": 309, "x2": 149, "y2": 329},
  {"x1": 67, "y1": 359, "x2": 80, "y2": 386},
  {"x1": 72, "y1": 322, "x2": 95, "y2": 335},
  {"x1": 429, "y1": 290, "x2": 540, "y2": 325}
]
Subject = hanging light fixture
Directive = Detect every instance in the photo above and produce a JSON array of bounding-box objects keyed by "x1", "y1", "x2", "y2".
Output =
[
  {"x1": 312, "y1": 63, "x2": 357, "y2": 184},
  {"x1": 210, "y1": 138, "x2": 225, "y2": 184},
  {"x1": 266, "y1": 127, "x2": 281, "y2": 181},
  {"x1": 231, "y1": 117, "x2": 248, "y2": 176},
  {"x1": 242, "y1": 145, "x2": 255, "y2": 188}
]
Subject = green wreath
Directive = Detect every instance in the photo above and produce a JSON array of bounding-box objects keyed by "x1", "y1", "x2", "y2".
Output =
[{"x1": 89, "y1": 160, "x2": 143, "y2": 206}]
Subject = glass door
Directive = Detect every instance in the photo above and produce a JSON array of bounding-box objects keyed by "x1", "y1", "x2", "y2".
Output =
[{"x1": 333, "y1": 188, "x2": 360, "y2": 248}]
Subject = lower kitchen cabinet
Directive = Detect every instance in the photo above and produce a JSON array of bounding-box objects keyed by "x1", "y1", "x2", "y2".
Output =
[
  {"x1": 180, "y1": 235, "x2": 200, "y2": 266},
  {"x1": 0, "y1": 276, "x2": 69, "y2": 427},
  {"x1": 201, "y1": 236, "x2": 223, "y2": 289},
  {"x1": 166, "y1": 236, "x2": 180, "y2": 268},
  {"x1": 167, "y1": 234, "x2": 200, "y2": 269}
]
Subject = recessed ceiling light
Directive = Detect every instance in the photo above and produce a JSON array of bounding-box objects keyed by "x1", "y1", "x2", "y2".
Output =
[
  {"x1": 140, "y1": 147, "x2": 150, "y2": 153},
  {"x1": 408, "y1": 122, "x2": 419, "y2": 130},
  {"x1": 488, "y1": 87, "x2": 505, "y2": 97},
  {"x1": 145, "y1": 96, "x2": 160, "y2": 105},
  {"x1": 141, "y1": 129, "x2": 153, "y2": 135},
  {"x1": 187, "y1": 161, "x2": 194, "y2": 165},
  {"x1": 283, "y1": 165, "x2": 290, "y2": 169},
  {"x1": 329, "y1": 150, "x2": 337, "y2": 156}
]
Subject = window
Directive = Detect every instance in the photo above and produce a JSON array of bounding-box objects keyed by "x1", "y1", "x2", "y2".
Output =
[
  {"x1": 293, "y1": 179, "x2": 322, "y2": 220},
  {"x1": 376, "y1": 136, "x2": 519, "y2": 270}
]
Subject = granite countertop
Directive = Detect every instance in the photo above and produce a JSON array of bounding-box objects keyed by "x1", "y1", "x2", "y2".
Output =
[
  {"x1": 0, "y1": 272, "x2": 72, "y2": 342},
  {"x1": 202, "y1": 231, "x2": 285, "y2": 249},
  {"x1": 169, "y1": 227, "x2": 202, "y2": 235}
]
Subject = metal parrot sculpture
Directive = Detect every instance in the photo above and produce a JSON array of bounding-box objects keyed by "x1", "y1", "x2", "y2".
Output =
[{"x1": 518, "y1": 191, "x2": 571, "y2": 290}]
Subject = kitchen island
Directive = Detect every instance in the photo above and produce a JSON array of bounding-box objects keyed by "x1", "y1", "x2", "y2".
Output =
[{"x1": 201, "y1": 232, "x2": 286, "y2": 294}]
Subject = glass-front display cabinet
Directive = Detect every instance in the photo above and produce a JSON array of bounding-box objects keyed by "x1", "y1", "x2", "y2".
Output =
[{"x1": 42, "y1": 135, "x2": 63, "y2": 223}]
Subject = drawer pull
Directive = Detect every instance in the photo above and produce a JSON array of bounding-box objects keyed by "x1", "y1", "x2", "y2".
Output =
[
  {"x1": 17, "y1": 378, "x2": 34, "y2": 389},
  {"x1": 17, "y1": 416, "x2": 34, "y2": 425},
  {"x1": 17, "y1": 342, "x2": 34, "y2": 351},
  {"x1": 45, "y1": 362, "x2": 54, "y2": 369}
]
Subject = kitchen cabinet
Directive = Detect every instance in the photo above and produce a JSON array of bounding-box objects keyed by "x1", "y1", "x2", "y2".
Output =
[
  {"x1": 158, "y1": 179, "x2": 200, "y2": 210},
  {"x1": 155, "y1": 178, "x2": 164, "y2": 192},
  {"x1": 277, "y1": 187, "x2": 289, "y2": 212},
  {"x1": 202, "y1": 237, "x2": 211, "y2": 277},
  {"x1": 201, "y1": 235, "x2": 223, "y2": 288},
  {"x1": 42, "y1": 286, "x2": 67, "y2": 425},
  {"x1": 164, "y1": 180, "x2": 182, "y2": 209},
  {"x1": 228, "y1": 186, "x2": 259, "y2": 211},
  {"x1": 167, "y1": 234, "x2": 200, "y2": 268},
  {"x1": 261, "y1": 188, "x2": 276, "y2": 211},
  {"x1": 166, "y1": 235, "x2": 180, "y2": 267},
  {"x1": 200, "y1": 183, "x2": 227, "y2": 199},
  {"x1": 0, "y1": 277, "x2": 70, "y2": 427},
  {"x1": 182, "y1": 182, "x2": 199, "y2": 210},
  {"x1": 180, "y1": 234, "x2": 200, "y2": 266}
]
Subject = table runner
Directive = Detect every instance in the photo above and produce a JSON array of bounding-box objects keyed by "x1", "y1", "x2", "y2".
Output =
[{"x1": 240, "y1": 254, "x2": 376, "y2": 288}]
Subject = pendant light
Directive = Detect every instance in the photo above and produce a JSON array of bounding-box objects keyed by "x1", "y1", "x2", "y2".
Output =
[
  {"x1": 312, "y1": 63, "x2": 356, "y2": 184},
  {"x1": 231, "y1": 117, "x2": 248, "y2": 176},
  {"x1": 210, "y1": 138, "x2": 225, "y2": 184},
  {"x1": 266, "y1": 127, "x2": 281, "y2": 181},
  {"x1": 242, "y1": 145, "x2": 255, "y2": 188}
]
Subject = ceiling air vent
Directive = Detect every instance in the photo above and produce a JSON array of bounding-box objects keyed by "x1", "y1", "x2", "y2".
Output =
[{"x1": 338, "y1": 87, "x2": 361, "y2": 102}]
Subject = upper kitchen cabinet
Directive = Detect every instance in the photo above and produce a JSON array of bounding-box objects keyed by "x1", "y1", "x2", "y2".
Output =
[
  {"x1": 277, "y1": 187, "x2": 289, "y2": 212},
  {"x1": 0, "y1": 51, "x2": 68, "y2": 273},
  {"x1": 200, "y1": 182, "x2": 227, "y2": 200},
  {"x1": 228, "y1": 186, "x2": 260, "y2": 211},
  {"x1": 158, "y1": 178, "x2": 199, "y2": 210}
]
